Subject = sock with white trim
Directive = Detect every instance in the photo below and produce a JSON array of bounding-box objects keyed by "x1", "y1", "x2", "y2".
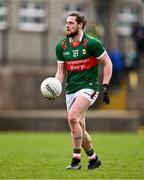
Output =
[
  {"x1": 86, "y1": 149, "x2": 97, "y2": 160},
  {"x1": 72, "y1": 148, "x2": 81, "y2": 160}
]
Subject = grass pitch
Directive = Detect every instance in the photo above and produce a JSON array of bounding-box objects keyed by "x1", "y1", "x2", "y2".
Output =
[{"x1": 0, "y1": 132, "x2": 144, "y2": 179}]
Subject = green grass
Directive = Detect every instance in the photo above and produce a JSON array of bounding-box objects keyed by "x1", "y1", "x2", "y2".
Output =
[{"x1": 0, "y1": 132, "x2": 144, "y2": 179}]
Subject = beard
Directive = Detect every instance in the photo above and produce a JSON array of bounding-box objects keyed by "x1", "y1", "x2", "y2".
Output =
[{"x1": 66, "y1": 28, "x2": 78, "y2": 38}]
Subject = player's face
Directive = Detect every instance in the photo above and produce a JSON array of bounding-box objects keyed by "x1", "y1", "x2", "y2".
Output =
[{"x1": 65, "y1": 16, "x2": 79, "y2": 37}]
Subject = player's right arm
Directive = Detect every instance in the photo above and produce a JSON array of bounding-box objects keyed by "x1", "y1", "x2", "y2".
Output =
[
  {"x1": 55, "y1": 62, "x2": 66, "y2": 84},
  {"x1": 55, "y1": 40, "x2": 66, "y2": 84}
]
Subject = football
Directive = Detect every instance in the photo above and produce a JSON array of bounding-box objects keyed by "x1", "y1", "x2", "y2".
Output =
[{"x1": 40, "y1": 77, "x2": 62, "y2": 98}]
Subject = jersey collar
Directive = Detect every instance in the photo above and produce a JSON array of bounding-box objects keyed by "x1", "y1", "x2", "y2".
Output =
[{"x1": 69, "y1": 32, "x2": 84, "y2": 48}]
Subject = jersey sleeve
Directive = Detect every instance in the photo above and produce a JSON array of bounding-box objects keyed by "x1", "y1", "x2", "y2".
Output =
[
  {"x1": 55, "y1": 41, "x2": 64, "y2": 63},
  {"x1": 88, "y1": 38, "x2": 106, "y2": 59}
]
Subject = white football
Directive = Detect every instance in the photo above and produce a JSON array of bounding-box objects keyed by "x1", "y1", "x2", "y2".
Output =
[{"x1": 40, "y1": 77, "x2": 62, "y2": 98}]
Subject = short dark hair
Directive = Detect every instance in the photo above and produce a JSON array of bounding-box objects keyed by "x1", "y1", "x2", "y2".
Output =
[{"x1": 67, "y1": 12, "x2": 87, "y2": 29}]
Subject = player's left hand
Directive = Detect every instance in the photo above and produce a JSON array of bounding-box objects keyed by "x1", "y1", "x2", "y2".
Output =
[{"x1": 102, "y1": 84, "x2": 110, "y2": 105}]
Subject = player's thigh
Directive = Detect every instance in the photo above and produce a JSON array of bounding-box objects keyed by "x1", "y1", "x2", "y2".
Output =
[{"x1": 69, "y1": 96, "x2": 90, "y2": 120}]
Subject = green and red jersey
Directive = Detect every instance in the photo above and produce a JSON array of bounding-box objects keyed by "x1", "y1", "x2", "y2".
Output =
[{"x1": 56, "y1": 33, "x2": 106, "y2": 94}]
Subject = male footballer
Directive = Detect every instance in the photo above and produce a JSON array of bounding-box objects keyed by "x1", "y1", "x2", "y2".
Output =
[{"x1": 55, "y1": 12, "x2": 112, "y2": 170}]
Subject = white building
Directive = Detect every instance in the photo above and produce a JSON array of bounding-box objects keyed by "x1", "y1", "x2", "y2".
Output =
[
  {"x1": 0, "y1": 0, "x2": 144, "y2": 110},
  {"x1": 0, "y1": 0, "x2": 144, "y2": 65}
]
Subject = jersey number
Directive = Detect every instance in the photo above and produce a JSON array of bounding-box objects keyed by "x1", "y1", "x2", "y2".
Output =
[{"x1": 72, "y1": 50, "x2": 79, "y2": 57}]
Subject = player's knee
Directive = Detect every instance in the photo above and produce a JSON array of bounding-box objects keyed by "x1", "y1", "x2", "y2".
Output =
[{"x1": 68, "y1": 112, "x2": 78, "y2": 125}]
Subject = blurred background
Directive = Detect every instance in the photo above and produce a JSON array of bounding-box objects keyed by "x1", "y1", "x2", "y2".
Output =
[{"x1": 0, "y1": 0, "x2": 144, "y2": 132}]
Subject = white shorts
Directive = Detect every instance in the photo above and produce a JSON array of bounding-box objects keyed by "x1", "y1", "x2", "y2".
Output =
[{"x1": 66, "y1": 88, "x2": 99, "y2": 112}]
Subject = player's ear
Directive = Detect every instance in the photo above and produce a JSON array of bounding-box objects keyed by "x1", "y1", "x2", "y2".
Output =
[{"x1": 78, "y1": 22, "x2": 83, "y2": 29}]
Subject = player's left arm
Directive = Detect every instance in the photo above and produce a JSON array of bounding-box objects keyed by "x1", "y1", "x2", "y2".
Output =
[
  {"x1": 99, "y1": 52, "x2": 113, "y2": 104},
  {"x1": 88, "y1": 37, "x2": 113, "y2": 104},
  {"x1": 88, "y1": 38, "x2": 112, "y2": 83},
  {"x1": 99, "y1": 52, "x2": 113, "y2": 85}
]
